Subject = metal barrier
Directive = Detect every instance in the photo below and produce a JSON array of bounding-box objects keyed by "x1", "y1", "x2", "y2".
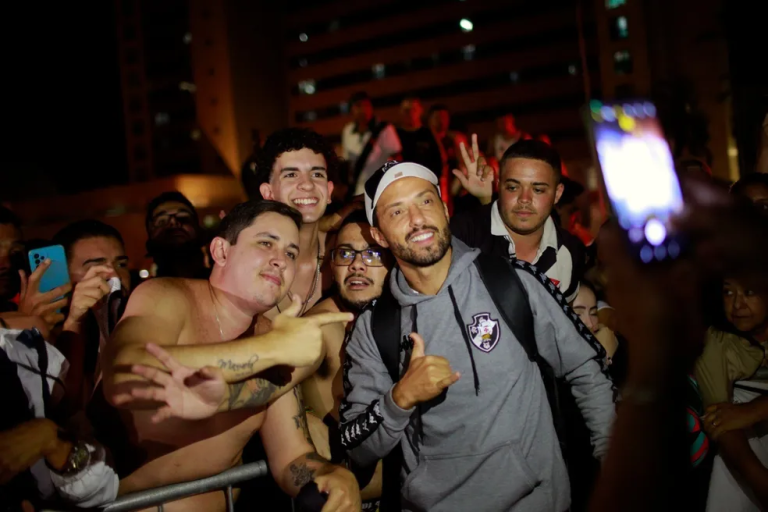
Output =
[{"x1": 101, "y1": 460, "x2": 268, "y2": 512}]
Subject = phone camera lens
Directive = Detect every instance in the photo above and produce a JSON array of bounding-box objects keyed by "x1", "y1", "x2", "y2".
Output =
[{"x1": 33, "y1": 254, "x2": 39, "y2": 259}]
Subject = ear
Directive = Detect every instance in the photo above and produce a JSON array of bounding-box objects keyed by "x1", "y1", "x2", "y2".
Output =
[
  {"x1": 554, "y1": 182, "x2": 565, "y2": 205},
  {"x1": 210, "y1": 237, "x2": 231, "y2": 267},
  {"x1": 442, "y1": 200, "x2": 450, "y2": 221},
  {"x1": 259, "y1": 183, "x2": 274, "y2": 200},
  {"x1": 369, "y1": 226, "x2": 389, "y2": 249},
  {"x1": 326, "y1": 181, "x2": 334, "y2": 204}
]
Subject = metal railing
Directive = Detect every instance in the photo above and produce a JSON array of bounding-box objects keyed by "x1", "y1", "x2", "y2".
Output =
[{"x1": 101, "y1": 460, "x2": 268, "y2": 512}]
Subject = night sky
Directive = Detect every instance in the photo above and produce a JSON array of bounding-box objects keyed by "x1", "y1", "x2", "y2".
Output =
[{"x1": 1, "y1": 1, "x2": 127, "y2": 201}]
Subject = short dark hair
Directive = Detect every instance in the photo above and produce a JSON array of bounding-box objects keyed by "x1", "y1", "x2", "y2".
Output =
[
  {"x1": 499, "y1": 140, "x2": 562, "y2": 182},
  {"x1": 217, "y1": 200, "x2": 302, "y2": 245},
  {"x1": 145, "y1": 191, "x2": 199, "y2": 232},
  {"x1": 731, "y1": 173, "x2": 768, "y2": 197},
  {"x1": 349, "y1": 91, "x2": 370, "y2": 106},
  {"x1": 53, "y1": 220, "x2": 125, "y2": 261},
  {"x1": 254, "y1": 128, "x2": 340, "y2": 198},
  {"x1": 428, "y1": 104, "x2": 449, "y2": 116},
  {"x1": 339, "y1": 210, "x2": 370, "y2": 231},
  {"x1": 0, "y1": 206, "x2": 21, "y2": 230}
]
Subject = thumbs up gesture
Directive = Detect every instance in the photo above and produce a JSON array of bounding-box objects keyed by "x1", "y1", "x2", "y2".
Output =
[{"x1": 392, "y1": 333, "x2": 461, "y2": 410}]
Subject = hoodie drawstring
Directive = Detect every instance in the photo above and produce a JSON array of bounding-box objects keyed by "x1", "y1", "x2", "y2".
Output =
[{"x1": 448, "y1": 286, "x2": 480, "y2": 396}]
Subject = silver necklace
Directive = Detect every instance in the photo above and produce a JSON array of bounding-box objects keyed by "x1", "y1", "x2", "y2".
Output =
[
  {"x1": 208, "y1": 283, "x2": 225, "y2": 338},
  {"x1": 277, "y1": 245, "x2": 322, "y2": 316}
]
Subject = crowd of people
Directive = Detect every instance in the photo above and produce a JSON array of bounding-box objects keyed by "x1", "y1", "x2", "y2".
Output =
[{"x1": 1, "y1": 92, "x2": 768, "y2": 512}]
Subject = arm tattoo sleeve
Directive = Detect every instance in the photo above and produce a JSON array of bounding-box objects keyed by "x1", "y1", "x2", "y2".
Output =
[
  {"x1": 292, "y1": 387, "x2": 314, "y2": 445},
  {"x1": 226, "y1": 377, "x2": 279, "y2": 410},
  {"x1": 289, "y1": 462, "x2": 316, "y2": 488}
]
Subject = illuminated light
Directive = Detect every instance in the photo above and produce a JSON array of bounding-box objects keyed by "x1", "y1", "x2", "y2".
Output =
[
  {"x1": 179, "y1": 81, "x2": 197, "y2": 93},
  {"x1": 372, "y1": 63, "x2": 386, "y2": 79},
  {"x1": 668, "y1": 240, "x2": 681, "y2": 259},
  {"x1": 654, "y1": 245, "x2": 667, "y2": 261},
  {"x1": 509, "y1": 71, "x2": 520, "y2": 83},
  {"x1": 622, "y1": 103, "x2": 635, "y2": 117},
  {"x1": 728, "y1": 147, "x2": 739, "y2": 157},
  {"x1": 304, "y1": 111, "x2": 317, "y2": 121},
  {"x1": 600, "y1": 106, "x2": 616, "y2": 122},
  {"x1": 590, "y1": 99, "x2": 603, "y2": 113},
  {"x1": 644, "y1": 219, "x2": 667, "y2": 246},
  {"x1": 629, "y1": 227, "x2": 644, "y2": 243},
  {"x1": 590, "y1": 111, "x2": 602, "y2": 123},
  {"x1": 634, "y1": 103, "x2": 646, "y2": 118},
  {"x1": 299, "y1": 58, "x2": 308, "y2": 67},
  {"x1": 298, "y1": 79, "x2": 316, "y2": 95},
  {"x1": 339, "y1": 102, "x2": 349, "y2": 114},
  {"x1": 154, "y1": 112, "x2": 170, "y2": 126},
  {"x1": 643, "y1": 102, "x2": 657, "y2": 118},
  {"x1": 183, "y1": 32, "x2": 192, "y2": 44},
  {"x1": 203, "y1": 215, "x2": 217, "y2": 228},
  {"x1": 618, "y1": 114, "x2": 636, "y2": 132},
  {"x1": 640, "y1": 245, "x2": 653, "y2": 263},
  {"x1": 299, "y1": 33, "x2": 308, "y2": 42},
  {"x1": 459, "y1": 19, "x2": 473, "y2": 32},
  {"x1": 613, "y1": 105, "x2": 623, "y2": 117},
  {"x1": 139, "y1": 269, "x2": 150, "y2": 279},
  {"x1": 190, "y1": 129, "x2": 201, "y2": 140},
  {"x1": 462, "y1": 44, "x2": 476, "y2": 61},
  {"x1": 568, "y1": 64, "x2": 577, "y2": 75}
]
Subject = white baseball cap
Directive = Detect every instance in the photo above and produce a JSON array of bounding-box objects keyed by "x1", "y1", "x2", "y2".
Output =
[{"x1": 364, "y1": 161, "x2": 440, "y2": 225}]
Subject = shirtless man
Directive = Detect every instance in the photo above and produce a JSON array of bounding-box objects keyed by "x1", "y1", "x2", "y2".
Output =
[
  {"x1": 301, "y1": 211, "x2": 392, "y2": 506},
  {"x1": 103, "y1": 200, "x2": 360, "y2": 511},
  {"x1": 256, "y1": 127, "x2": 361, "y2": 318}
]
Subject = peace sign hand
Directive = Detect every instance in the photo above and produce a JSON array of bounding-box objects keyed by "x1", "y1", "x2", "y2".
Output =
[{"x1": 453, "y1": 133, "x2": 494, "y2": 204}]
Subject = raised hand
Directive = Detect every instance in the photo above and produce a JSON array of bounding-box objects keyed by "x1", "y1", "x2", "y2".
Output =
[
  {"x1": 392, "y1": 333, "x2": 460, "y2": 410},
  {"x1": 18, "y1": 259, "x2": 71, "y2": 331},
  {"x1": 453, "y1": 133, "x2": 494, "y2": 204},
  {"x1": 118, "y1": 343, "x2": 228, "y2": 423},
  {"x1": 63, "y1": 265, "x2": 114, "y2": 332},
  {"x1": 270, "y1": 294, "x2": 354, "y2": 368}
]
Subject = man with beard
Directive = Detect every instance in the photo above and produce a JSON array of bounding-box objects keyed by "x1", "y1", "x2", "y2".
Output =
[
  {"x1": 145, "y1": 191, "x2": 209, "y2": 279},
  {"x1": 301, "y1": 210, "x2": 392, "y2": 507},
  {"x1": 451, "y1": 139, "x2": 586, "y2": 301},
  {"x1": 104, "y1": 200, "x2": 360, "y2": 511},
  {"x1": 339, "y1": 162, "x2": 614, "y2": 511}
]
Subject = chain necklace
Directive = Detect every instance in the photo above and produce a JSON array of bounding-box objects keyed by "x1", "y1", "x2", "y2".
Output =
[
  {"x1": 208, "y1": 282, "x2": 225, "y2": 339},
  {"x1": 277, "y1": 244, "x2": 322, "y2": 316}
]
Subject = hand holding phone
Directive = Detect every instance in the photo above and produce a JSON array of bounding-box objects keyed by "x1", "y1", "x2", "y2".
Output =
[{"x1": 18, "y1": 246, "x2": 72, "y2": 331}]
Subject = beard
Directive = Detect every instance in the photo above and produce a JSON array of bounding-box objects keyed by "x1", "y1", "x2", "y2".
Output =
[
  {"x1": 390, "y1": 224, "x2": 452, "y2": 268},
  {"x1": 338, "y1": 274, "x2": 380, "y2": 313}
]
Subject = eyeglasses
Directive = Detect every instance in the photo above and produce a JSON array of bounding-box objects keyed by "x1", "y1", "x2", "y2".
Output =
[
  {"x1": 151, "y1": 210, "x2": 194, "y2": 229},
  {"x1": 332, "y1": 247, "x2": 386, "y2": 267}
]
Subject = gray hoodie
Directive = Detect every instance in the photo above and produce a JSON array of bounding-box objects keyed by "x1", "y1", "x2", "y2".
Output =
[{"x1": 340, "y1": 238, "x2": 615, "y2": 512}]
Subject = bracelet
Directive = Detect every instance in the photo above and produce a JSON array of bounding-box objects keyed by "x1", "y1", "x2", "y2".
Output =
[{"x1": 48, "y1": 439, "x2": 91, "y2": 476}]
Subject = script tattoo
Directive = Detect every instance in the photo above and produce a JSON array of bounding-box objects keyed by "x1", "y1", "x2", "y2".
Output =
[
  {"x1": 217, "y1": 355, "x2": 260, "y2": 378},
  {"x1": 292, "y1": 387, "x2": 313, "y2": 444},
  {"x1": 289, "y1": 462, "x2": 316, "y2": 488}
]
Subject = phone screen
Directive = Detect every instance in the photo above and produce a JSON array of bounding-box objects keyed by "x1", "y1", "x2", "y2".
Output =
[{"x1": 587, "y1": 99, "x2": 684, "y2": 262}]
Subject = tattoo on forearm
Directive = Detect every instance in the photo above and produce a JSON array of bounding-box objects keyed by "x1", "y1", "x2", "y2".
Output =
[
  {"x1": 217, "y1": 355, "x2": 260, "y2": 377},
  {"x1": 227, "y1": 378, "x2": 279, "y2": 410},
  {"x1": 289, "y1": 462, "x2": 316, "y2": 488},
  {"x1": 292, "y1": 387, "x2": 314, "y2": 445}
]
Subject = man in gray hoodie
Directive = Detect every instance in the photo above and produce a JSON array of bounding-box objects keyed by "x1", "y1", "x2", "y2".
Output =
[{"x1": 339, "y1": 161, "x2": 615, "y2": 511}]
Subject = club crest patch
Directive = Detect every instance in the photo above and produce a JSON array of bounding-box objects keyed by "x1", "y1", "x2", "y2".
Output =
[{"x1": 467, "y1": 313, "x2": 501, "y2": 353}]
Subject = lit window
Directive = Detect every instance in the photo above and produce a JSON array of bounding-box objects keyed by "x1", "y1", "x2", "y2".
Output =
[
  {"x1": 190, "y1": 129, "x2": 201, "y2": 140},
  {"x1": 304, "y1": 111, "x2": 317, "y2": 121},
  {"x1": 606, "y1": 0, "x2": 626, "y2": 8},
  {"x1": 509, "y1": 71, "x2": 520, "y2": 83},
  {"x1": 610, "y1": 16, "x2": 629, "y2": 40},
  {"x1": 459, "y1": 19, "x2": 473, "y2": 32},
  {"x1": 568, "y1": 63, "x2": 578, "y2": 76},
  {"x1": 299, "y1": 58, "x2": 308, "y2": 68},
  {"x1": 462, "y1": 44, "x2": 476, "y2": 61},
  {"x1": 298, "y1": 79, "x2": 316, "y2": 95},
  {"x1": 154, "y1": 112, "x2": 170, "y2": 126},
  {"x1": 372, "y1": 63, "x2": 386, "y2": 79},
  {"x1": 299, "y1": 33, "x2": 308, "y2": 42},
  {"x1": 339, "y1": 102, "x2": 349, "y2": 114},
  {"x1": 613, "y1": 50, "x2": 633, "y2": 74},
  {"x1": 183, "y1": 32, "x2": 192, "y2": 44}
]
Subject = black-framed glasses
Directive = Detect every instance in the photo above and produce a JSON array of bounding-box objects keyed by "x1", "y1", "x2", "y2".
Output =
[
  {"x1": 151, "y1": 210, "x2": 194, "y2": 229},
  {"x1": 332, "y1": 247, "x2": 386, "y2": 267}
]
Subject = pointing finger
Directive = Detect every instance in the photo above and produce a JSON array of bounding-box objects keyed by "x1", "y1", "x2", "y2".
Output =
[
  {"x1": 280, "y1": 293, "x2": 302, "y2": 318},
  {"x1": 312, "y1": 312, "x2": 355, "y2": 327}
]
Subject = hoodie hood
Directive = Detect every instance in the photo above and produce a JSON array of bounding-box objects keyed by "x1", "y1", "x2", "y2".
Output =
[{"x1": 390, "y1": 237, "x2": 480, "y2": 306}]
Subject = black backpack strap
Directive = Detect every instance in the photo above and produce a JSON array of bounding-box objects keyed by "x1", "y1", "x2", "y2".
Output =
[
  {"x1": 370, "y1": 282, "x2": 404, "y2": 512},
  {"x1": 474, "y1": 253, "x2": 537, "y2": 362}
]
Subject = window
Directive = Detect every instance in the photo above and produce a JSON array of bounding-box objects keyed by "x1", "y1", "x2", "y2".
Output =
[
  {"x1": 298, "y1": 79, "x2": 316, "y2": 95},
  {"x1": 606, "y1": 0, "x2": 626, "y2": 8},
  {"x1": 154, "y1": 112, "x2": 170, "y2": 126},
  {"x1": 372, "y1": 63, "x2": 386, "y2": 79},
  {"x1": 509, "y1": 71, "x2": 520, "y2": 83},
  {"x1": 609, "y1": 16, "x2": 629, "y2": 40},
  {"x1": 462, "y1": 44, "x2": 476, "y2": 61},
  {"x1": 613, "y1": 50, "x2": 633, "y2": 74},
  {"x1": 568, "y1": 63, "x2": 578, "y2": 76}
]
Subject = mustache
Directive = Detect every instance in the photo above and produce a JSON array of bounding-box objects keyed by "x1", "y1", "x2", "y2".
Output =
[
  {"x1": 344, "y1": 274, "x2": 373, "y2": 285},
  {"x1": 513, "y1": 207, "x2": 537, "y2": 213},
  {"x1": 406, "y1": 226, "x2": 439, "y2": 242}
]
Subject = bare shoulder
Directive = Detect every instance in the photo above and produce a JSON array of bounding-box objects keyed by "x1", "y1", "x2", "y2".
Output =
[
  {"x1": 303, "y1": 296, "x2": 340, "y2": 317},
  {"x1": 122, "y1": 277, "x2": 197, "y2": 317}
]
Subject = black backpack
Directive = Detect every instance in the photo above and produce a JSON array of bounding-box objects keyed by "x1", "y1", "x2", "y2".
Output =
[{"x1": 370, "y1": 253, "x2": 568, "y2": 511}]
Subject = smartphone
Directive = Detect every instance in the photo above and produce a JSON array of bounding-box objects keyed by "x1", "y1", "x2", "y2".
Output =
[
  {"x1": 28, "y1": 245, "x2": 70, "y2": 299},
  {"x1": 586, "y1": 99, "x2": 684, "y2": 263}
]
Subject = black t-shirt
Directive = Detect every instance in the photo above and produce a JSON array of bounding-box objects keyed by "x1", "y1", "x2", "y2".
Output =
[{"x1": 396, "y1": 126, "x2": 443, "y2": 178}]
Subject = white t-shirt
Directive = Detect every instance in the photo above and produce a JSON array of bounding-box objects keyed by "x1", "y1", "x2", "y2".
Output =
[{"x1": 342, "y1": 121, "x2": 402, "y2": 195}]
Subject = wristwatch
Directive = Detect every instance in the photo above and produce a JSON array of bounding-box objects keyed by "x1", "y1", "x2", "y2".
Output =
[{"x1": 49, "y1": 434, "x2": 91, "y2": 476}]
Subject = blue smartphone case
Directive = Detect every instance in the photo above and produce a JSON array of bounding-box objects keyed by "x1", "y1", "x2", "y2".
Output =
[{"x1": 28, "y1": 245, "x2": 71, "y2": 296}]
